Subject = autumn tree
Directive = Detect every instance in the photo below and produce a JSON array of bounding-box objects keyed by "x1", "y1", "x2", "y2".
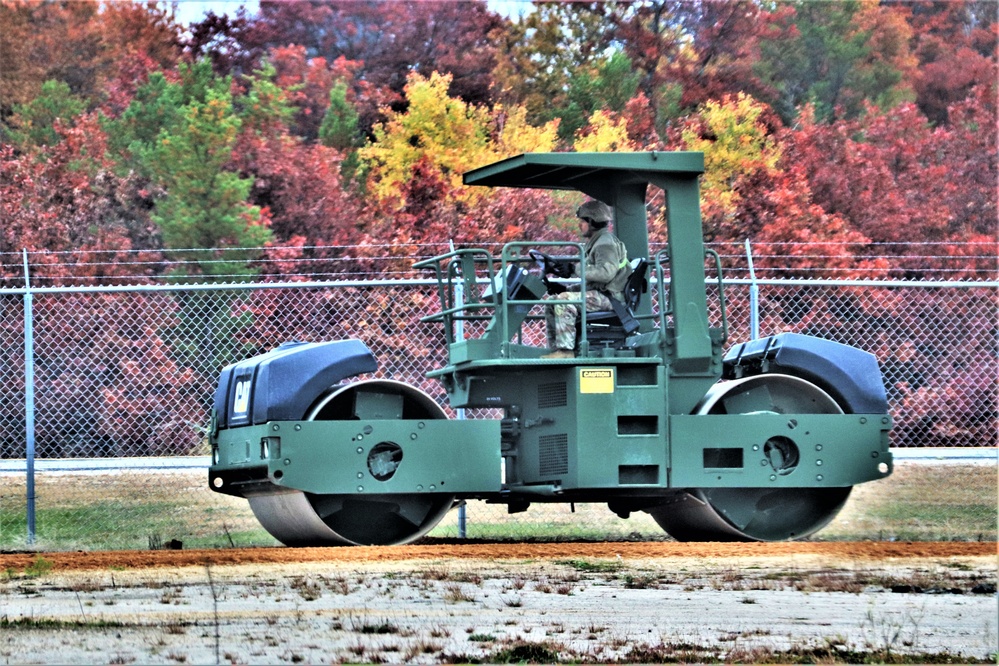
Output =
[
  {"x1": 0, "y1": 109, "x2": 161, "y2": 286},
  {"x1": 673, "y1": 93, "x2": 782, "y2": 243},
  {"x1": 755, "y1": 0, "x2": 917, "y2": 124},
  {"x1": 232, "y1": 62, "x2": 373, "y2": 277},
  {"x1": 245, "y1": 0, "x2": 503, "y2": 128},
  {"x1": 783, "y1": 90, "x2": 996, "y2": 279},
  {"x1": 612, "y1": 0, "x2": 771, "y2": 134},
  {"x1": 4, "y1": 80, "x2": 86, "y2": 149},
  {"x1": 492, "y1": 2, "x2": 614, "y2": 130},
  {"x1": 573, "y1": 109, "x2": 636, "y2": 153},
  {"x1": 900, "y1": 0, "x2": 999, "y2": 125},
  {"x1": 0, "y1": 0, "x2": 181, "y2": 125},
  {"x1": 183, "y1": 9, "x2": 260, "y2": 78},
  {"x1": 361, "y1": 71, "x2": 559, "y2": 206}
]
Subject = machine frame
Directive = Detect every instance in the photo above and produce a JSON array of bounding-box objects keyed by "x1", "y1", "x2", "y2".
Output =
[{"x1": 209, "y1": 152, "x2": 893, "y2": 545}]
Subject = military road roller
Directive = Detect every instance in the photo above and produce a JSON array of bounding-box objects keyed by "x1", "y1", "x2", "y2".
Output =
[{"x1": 208, "y1": 152, "x2": 893, "y2": 545}]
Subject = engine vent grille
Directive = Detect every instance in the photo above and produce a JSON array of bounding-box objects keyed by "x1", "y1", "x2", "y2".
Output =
[
  {"x1": 538, "y1": 434, "x2": 569, "y2": 477},
  {"x1": 538, "y1": 382, "x2": 567, "y2": 409}
]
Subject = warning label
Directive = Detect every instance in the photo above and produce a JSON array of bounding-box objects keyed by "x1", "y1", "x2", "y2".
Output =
[{"x1": 579, "y1": 368, "x2": 614, "y2": 394}]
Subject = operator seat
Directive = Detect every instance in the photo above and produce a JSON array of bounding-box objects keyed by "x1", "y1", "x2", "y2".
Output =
[{"x1": 583, "y1": 258, "x2": 649, "y2": 348}]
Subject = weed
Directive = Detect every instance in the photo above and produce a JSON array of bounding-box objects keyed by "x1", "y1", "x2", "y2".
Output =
[
  {"x1": 505, "y1": 575, "x2": 526, "y2": 591},
  {"x1": 489, "y1": 640, "x2": 564, "y2": 663},
  {"x1": 417, "y1": 565, "x2": 452, "y2": 581},
  {"x1": 452, "y1": 571, "x2": 484, "y2": 585},
  {"x1": 443, "y1": 582, "x2": 476, "y2": 602},
  {"x1": 429, "y1": 624, "x2": 451, "y2": 638},
  {"x1": 290, "y1": 577, "x2": 322, "y2": 601},
  {"x1": 325, "y1": 574, "x2": 352, "y2": 595},
  {"x1": 502, "y1": 595, "x2": 523, "y2": 607},
  {"x1": 403, "y1": 639, "x2": 442, "y2": 661},
  {"x1": 796, "y1": 570, "x2": 867, "y2": 594},
  {"x1": 622, "y1": 572, "x2": 660, "y2": 589},
  {"x1": 861, "y1": 601, "x2": 927, "y2": 658},
  {"x1": 24, "y1": 556, "x2": 53, "y2": 578},
  {"x1": 624, "y1": 639, "x2": 711, "y2": 663},
  {"x1": 358, "y1": 621, "x2": 399, "y2": 635},
  {"x1": 469, "y1": 633, "x2": 496, "y2": 642},
  {"x1": 556, "y1": 558, "x2": 623, "y2": 573},
  {"x1": 68, "y1": 579, "x2": 105, "y2": 593},
  {"x1": 1, "y1": 616, "x2": 125, "y2": 629}
]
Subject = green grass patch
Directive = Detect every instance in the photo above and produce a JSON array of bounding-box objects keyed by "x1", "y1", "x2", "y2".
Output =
[
  {"x1": 0, "y1": 462, "x2": 994, "y2": 551},
  {"x1": 821, "y1": 463, "x2": 997, "y2": 542},
  {"x1": 556, "y1": 558, "x2": 624, "y2": 573}
]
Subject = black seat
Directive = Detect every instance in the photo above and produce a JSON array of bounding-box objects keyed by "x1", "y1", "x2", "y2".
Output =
[{"x1": 583, "y1": 258, "x2": 649, "y2": 347}]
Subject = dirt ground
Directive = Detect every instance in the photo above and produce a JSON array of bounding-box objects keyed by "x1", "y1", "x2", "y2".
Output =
[
  {"x1": 1, "y1": 541, "x2": 996, "y2": 664},
  {"x1": 0, "y1": 540, "x2": 993, "y2": 571}
]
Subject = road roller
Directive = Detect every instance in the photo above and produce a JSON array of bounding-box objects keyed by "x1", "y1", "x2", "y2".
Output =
[{"x1": 208, "y1": 152, "x2": 893, "y2": 545}]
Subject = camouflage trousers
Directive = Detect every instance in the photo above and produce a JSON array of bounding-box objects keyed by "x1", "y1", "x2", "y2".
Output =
[{"x1": 544, "y1": 289, "x2": 614, "y2": 350}]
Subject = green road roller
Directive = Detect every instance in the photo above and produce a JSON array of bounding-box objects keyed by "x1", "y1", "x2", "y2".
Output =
[{"x1": 208, "y1": 152, "x2": 893, "y2": 545}]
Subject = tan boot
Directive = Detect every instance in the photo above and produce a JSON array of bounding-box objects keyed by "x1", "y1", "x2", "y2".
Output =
[{"x1": 541, "y1": 349, "x2": 574, "y2": 360}]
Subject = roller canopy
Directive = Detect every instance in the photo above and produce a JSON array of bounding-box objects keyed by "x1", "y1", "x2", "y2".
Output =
[{"x1": 462, "y1": 152, "x2": 704, "y2": 190}]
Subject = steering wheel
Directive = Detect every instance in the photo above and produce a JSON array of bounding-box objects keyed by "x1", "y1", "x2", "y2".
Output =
[{"x1": 528, "y1": 250, "x2": 574, "y2": 278}]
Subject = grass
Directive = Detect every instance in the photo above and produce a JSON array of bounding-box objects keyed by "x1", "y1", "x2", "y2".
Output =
[
  {"x1": 0, "y1": 462, "x2": 994, "y2": 551},
  {"x1": 822, "y1": 464, "x2": 997, "y2": 542}
]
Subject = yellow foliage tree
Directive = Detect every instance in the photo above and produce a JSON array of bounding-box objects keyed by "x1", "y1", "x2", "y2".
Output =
[
  {"x1": 680, "y1": 93, "x2": 781, "y2": 222},
  {"x1": 361, "y1": 72, "x2": 559, "y2": 205},
  {"x1": 573, "y1": 109, "x2": 635, "y2": 153}
]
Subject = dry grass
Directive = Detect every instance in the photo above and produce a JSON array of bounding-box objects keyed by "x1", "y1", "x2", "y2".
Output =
[{"x1": 0, "y1": 461, "x2": 995, "y2": 551}]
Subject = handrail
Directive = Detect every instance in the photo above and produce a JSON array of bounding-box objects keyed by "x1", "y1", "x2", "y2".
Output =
[
  {"x1": 415, "y1": 248, "x2": 496, "y2": 345},
  {"x1": 653, "y1": 247, "x2": 672, "y2": 333},
  {"x1": 705, "y1": 248, "x2": 728, "y2": 344}
]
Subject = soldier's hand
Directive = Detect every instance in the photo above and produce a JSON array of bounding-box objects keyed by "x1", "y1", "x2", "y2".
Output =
[
  {"x1": 551, "y1": 260, "x2": 575, "y2": 278},
  {"x1": 545, "y1": 279, "x2": 567, "y2": 295}
]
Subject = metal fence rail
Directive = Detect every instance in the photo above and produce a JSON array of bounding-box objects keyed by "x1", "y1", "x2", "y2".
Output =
[{"x1": 1, "y1": 278, "x2": 996, "y2": 550}]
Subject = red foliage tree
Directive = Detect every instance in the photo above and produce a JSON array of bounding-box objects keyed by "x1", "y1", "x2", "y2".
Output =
[
  {"x1": 245, "y1": 0, "x2": 503, "y2": 129},
  {"x1": 902, "y1": 0, "x2": 998, "y2": 125},
  {"x1": 782, "y1": 94, "x2": 997, "y2": 279}
]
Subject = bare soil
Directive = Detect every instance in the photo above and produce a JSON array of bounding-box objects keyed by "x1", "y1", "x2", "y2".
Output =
[
  {"x1": 2, "y1": 541, "x2": 996, "y2": 664},
  {"x1": 0, "y1": 539, "x2": 994, "y2": 572}
]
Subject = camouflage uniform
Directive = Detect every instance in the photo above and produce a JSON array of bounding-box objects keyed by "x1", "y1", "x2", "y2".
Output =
[{"x1": 545, "y1": 227, "x2": 630, "y2": 351}]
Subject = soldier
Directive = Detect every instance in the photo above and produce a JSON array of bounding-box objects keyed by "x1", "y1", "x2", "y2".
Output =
[{"x1": 542, "y1": 200, "x2": 631, "y2": 359}]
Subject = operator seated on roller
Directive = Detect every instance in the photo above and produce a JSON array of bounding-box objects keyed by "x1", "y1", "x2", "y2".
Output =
[{"x1": 542, "y1": 200, "x2": 632, "y2": 359}]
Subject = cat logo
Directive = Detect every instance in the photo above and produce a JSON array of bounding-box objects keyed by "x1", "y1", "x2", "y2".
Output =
[{"x1": 232, "y1": 379, "x2": 251, "y2": 417}]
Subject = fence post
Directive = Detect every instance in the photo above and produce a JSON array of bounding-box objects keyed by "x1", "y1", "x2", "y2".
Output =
[
  {"x1": 22, "y1": 250, "x2": 36, "y2": 545},
  {"x1": 451, "y1": 242, "x2": 467, "y2": 539},
  {"x1": 745, "y1": 239, "x2": 760, "y2": 340}
]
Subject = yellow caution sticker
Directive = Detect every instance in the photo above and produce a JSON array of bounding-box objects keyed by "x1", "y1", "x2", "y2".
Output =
[{"x1": 579, "y1": 368, "x2": 614, "y2": 394}]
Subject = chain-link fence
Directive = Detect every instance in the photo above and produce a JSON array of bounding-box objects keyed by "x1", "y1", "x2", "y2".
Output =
[{"x1": 1, "y1": 278, "x2": 996, "y2": 550}]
